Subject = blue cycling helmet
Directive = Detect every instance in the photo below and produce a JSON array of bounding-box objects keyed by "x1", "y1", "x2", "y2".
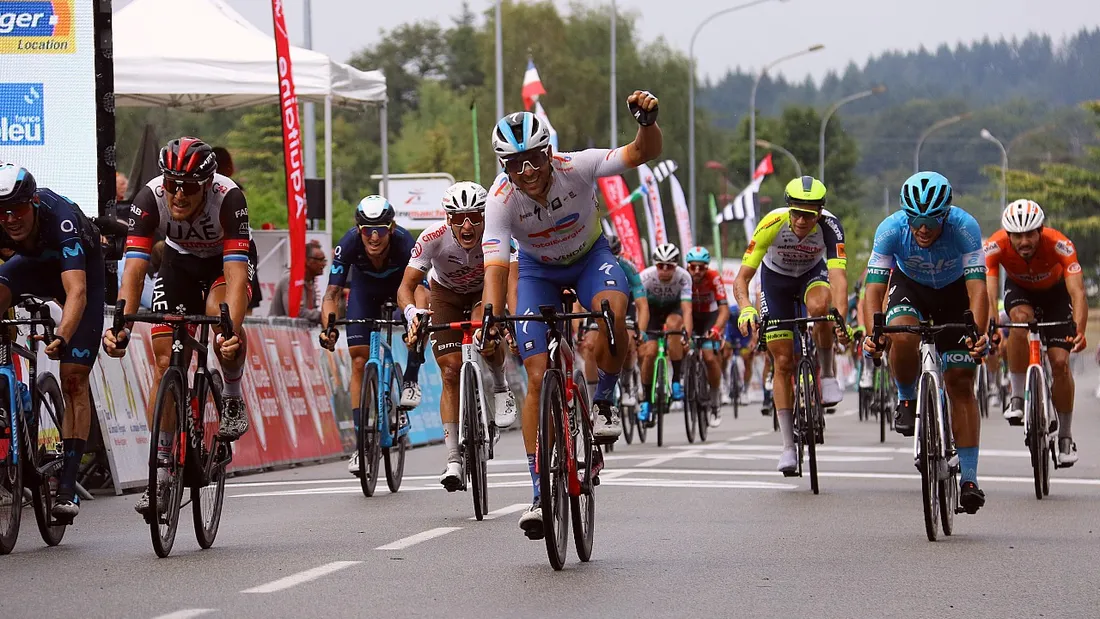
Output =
[
  {"x1": 685, "y1": 246, "x2": 710, "y2": 264},
  {"x1": 900, "y1": 171, "x2": 952, "y2": 219}
]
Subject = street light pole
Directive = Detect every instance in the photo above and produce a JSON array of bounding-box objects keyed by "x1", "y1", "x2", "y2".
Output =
[
  {"x1": 610, "y1": 0, "x2": 617, "y2": 148},
  {"x1": 688, "y1": 0, "x2": 784, "y2": 234},
  {"x1": 818, "y1": 85, "x2": 885, "y2": 184},
  {"x1": 756, "y1": 139, "x2": 802, "y2": 178},
  {"x1": 494, "y1": 0, "x2": 504, "y2": 123},
  {"x1": 750, "y1": 44, "x2": 824, "y2": 181},
  {"x1": 980, "y1": 128, "x2": 1008, "y2": 211},
  {"x1": 914, "y1": 113, "x2": 969, "y2": 172}
]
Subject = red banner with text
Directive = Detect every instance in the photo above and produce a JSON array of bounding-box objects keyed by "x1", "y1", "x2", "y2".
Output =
[
  {"x1": 272, "y1": 0, "x2": 306, "y2": 317},
  {"x1": 598, "y1": 175, "x2": 646, "y2": 271}
]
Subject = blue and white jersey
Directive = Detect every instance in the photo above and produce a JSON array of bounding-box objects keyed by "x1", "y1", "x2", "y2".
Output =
[{"x1": 866, "y1": 208, "x2": 985, "y2": 289}]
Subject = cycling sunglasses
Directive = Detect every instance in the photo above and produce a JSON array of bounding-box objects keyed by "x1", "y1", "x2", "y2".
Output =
[
  {"x1": 163, "y1": 177, "x2": 206, "y2": 196},
  {"x1": 788, "y1": 207, "x2": 821, "y2": 220},
  {"x1": 358, "y1": 223, "x2": 393, "y2": 237},
  {"x1": 908, "y1": 213, "x2": 946, "y2": 231},
  {"x1": 0, "y1": 202, "x2": 33, "y2": 220},
  {"x1": 501, "y1": 148, "x2": 550, "y2": 175},
  {"x1": 687, "y1": 262, "x2": 709, "y2": 272},
  {"x1": 656, "y1": 262, "x2": 677, "y2": 271},
  {"x1": 448, "y1": 211, "x2": 485, "y2": 227}
]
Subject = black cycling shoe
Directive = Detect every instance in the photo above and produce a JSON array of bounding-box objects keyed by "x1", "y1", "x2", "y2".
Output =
[
  {"x1": 893, "y1": 399, "x2": 916, "y2": 437},
  {"x1": 960, "y1": 481, "x2": 986, "y2": 514}
]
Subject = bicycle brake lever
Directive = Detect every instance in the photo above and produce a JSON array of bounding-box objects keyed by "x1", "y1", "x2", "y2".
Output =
[
  {"x1": 112, "y1": 299, "x2": 130, "y2": 350},
  {"x1": 218, "y1": 303, "x2": 234, "y2": 341}
]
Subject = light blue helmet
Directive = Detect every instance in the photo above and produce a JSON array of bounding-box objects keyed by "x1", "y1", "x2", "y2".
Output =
[
  {"x1": 900, "y1": 171, "x2": 952, "y2": 219},
  {"x1": 685, "y1": 246, "x2": 710, "y2": 264},
  {"x1": 492, "y1": 112, "x2": 552, "y2": 158},
  {"x1": 355, "y1": 195, "x2": 395, "y2": 226}
]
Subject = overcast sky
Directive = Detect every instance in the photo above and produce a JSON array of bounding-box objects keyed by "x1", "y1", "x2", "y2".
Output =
[{"x1": 175, "y1": 0, "x2": 1098, "y2": 84}]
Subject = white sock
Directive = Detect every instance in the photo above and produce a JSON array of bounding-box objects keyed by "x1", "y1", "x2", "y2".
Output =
[
  {"x1": 777, "y1": 408, "x2": 795, "y2": 450},
  {"x1": 1010, "y1": 372, "x2": 1025, "y2": 399}
]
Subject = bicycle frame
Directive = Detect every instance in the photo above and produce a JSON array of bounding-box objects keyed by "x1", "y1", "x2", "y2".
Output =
[
  {"x1": 912, "y1": 338, "x2": 949, "y2": 466},
  {"x1": 455, "y1": 323, "x2": 491, "y2": 461},
  {"x1": 645, "y1": 330, "x2": 675, "y2": 405},
  {"x1": 0, "y1": 310, "x2": 50, "y2": 474}
]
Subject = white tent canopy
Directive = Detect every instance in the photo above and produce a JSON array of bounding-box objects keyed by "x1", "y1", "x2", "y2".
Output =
[{"x1": 112, "y1": 0, "x2": 390, "y2": 234}]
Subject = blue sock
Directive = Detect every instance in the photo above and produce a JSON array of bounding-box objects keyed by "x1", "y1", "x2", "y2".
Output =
[
  {"x1": 527, "y1": 453, "x2": 540, "y2": 500},
  {"x1": 404, "y1": 358, "x2": 421, "y2": 382},
  {"x1": 958, "y1": 446, "x2": 979, "y2": 484},
  {"x1": 594, "y1": 368, "x2": 619, "y2": 403},
  {"x1": 352, "y1": 407, "x2": 361, "y2": 433},
  {"x1": 895, "y1": 378, "x2": 917, "y2": 401}
]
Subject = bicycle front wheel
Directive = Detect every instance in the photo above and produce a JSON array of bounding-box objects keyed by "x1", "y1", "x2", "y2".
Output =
[
  {"x1": 683, "y1": 354, "x2": 698, "y2": 444},
  {"x1": 193, "y1": 371, "x2": 227, "y2": 549},
  {"x1": 31, "y1": 372, "x2": 66, "y2": 547},
  {"x1": 976, "y1": 365, "x2": 989, "y2": 419},
  {"x1": 571, "y1": 371, "x2": 595, "y2": 562},
  {"x1": 918, "y1": 372, "x2": 941, "y2": 542},
  {"x1": 696, "y1": 361, "x2": 710, "y2": 442},
  {"x1": 358, "y1": 364, "x2": 382, "y2": 497},
  {"x1": 655, "y1": 360, "x2": 667, "y2": 447},
  {"x1": 384, "y1": 363, "x2": 406, "y2": 494},
  {"x1": 464, "y1": 364, "x2": 488, "y2": 520},
  {"x1": 798, "y1": 363, "x2": 820, "y2": 495},
  {"x1": 538, "y1": 369, "x2": 569, "y2": 570},
  {"x1": 0, "y1": 375, "x2": 24, "y2": 555},
  {"x1": 149, "y1": 369, "x2": 187, "y2": 558},
  {"x1": 1025, "y1": 366, "x2": 1048, "y2": 500}
]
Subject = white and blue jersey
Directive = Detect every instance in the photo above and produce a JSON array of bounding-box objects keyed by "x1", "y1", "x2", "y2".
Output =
[{"x1": 865, "y1": 208, "x2": 985, "y2": 289}]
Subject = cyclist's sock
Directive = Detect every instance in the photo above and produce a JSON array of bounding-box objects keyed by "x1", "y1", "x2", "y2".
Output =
[
  {"x1": 642, "y1": 382, "x2": 652, "y2": 403},
  {"x1": 958, "y1": 446, "x2": 979, "y2": 484},
  {"x1": 352, "y1": 407, "x2": 361, "y2": 433},
  {"x1": 58, "y1": 438, "x2": 86, "y2": 494},
  {"x1": 594, "y1": 368, "x2": 618, "y2": 403},
  {"x1": 672, "y1": 359, "x2": 683, "y2": 382},
  {"x1": 1057, "y1": 412, "x2": 1072, "y2": 438},
  {"x1": 404, "y1": 357, "x2": 422, "y2": 383},
  {"x1": 816, "y1": 345, "x2": 835, "y2": 377},
  {"x1": 777, "y1": 409, "x2": 795, "y2": 450},
  {"x1": 587, "y1": 380, "x2": 599, "y2": 402},
  {"x1": 222, "y1": 364, "x2": 243, "y2": 398},
  {"x1": 443, "y1": 422, "x2": 460, "y2": 462},
  {"x1": 1010, "y1": 372, "x2": 1025, "y2": 399},
  {"x1": 527, "y1": 453, "x2": 540, "y2": 500},
  {"x1": 894, "y1": 378, "x2": 917, "y2": 401},
  {"x1": 488, "y1": 361, "x2": 507, "y2": 391}
]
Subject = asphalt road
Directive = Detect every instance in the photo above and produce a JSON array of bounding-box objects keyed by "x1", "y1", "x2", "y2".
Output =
[{"x1": 3, "y1": 387, "x2": 1099, "y2": 619}]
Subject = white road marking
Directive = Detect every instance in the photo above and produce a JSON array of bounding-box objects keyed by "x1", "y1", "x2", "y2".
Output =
[
  {"x1": 375, "y1": 527, "x2": 461, "y2": 550},
  {"x1": 470, "y1": 502, "x2": 529, "y2": 521},
  {"x1": 227, "y1": 472, "x2": 529, "y2": 489},
  {"x1": 241, "y1": 561, "x2": 361, "y2": 594},
  {"x1": 152, "y1": 610, "x2": 217, "y2": 619},
  {"x1": 637, "y1": 448, "x2": 703, "y2": 468},
  {"x1": 602, "y1": 478, "x2": 797, "y2": 490},
  {"x1": 726, "y1": 430, "x2": 774, "y2": 442}
]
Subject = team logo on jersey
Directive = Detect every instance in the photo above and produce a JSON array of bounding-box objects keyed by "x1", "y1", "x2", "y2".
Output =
[
  {"x1": 983, "y1": 240, "x2": 1000, "y2": 255},
  {"x1": 1054, "y1": 239, "x2": 1075, "y2": 257},
  {"x1": 411, "y1": 241, "x2": 423, "y2": 258},
  {"x1": 1067, "y1": 262, "x2": 1082, "y2": 275},
  {"x1": 527, "y1": 212, "x2": 580, "y2": 239},
  {"x1": 835, "y1": 243, "x2": 846, "y2": 259}
]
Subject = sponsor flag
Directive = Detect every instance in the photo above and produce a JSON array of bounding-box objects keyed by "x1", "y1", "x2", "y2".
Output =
[
  {"x1": 522, "y1": 58, "x2": 546, "y2": 110},
  {"x1": 271, "y1": 0, "x2": 306, "y2": 317},
  {"x1": 598, "y1": 176, "x2": 646, "y2": 271},
  {"x1": 668, "y1": 173, "x2": 693, "y2": 255},
  {"x1": 709, "y1": 193, "x2": 723, "y2": 264},
  {"x1": 636, "y1": 162, "x2": 668, "y2": 247}
]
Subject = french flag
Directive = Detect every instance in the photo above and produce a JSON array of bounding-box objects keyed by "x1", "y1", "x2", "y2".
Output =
[{"x1": 522, "y1": 58, "x2": 547, "y2": 111}]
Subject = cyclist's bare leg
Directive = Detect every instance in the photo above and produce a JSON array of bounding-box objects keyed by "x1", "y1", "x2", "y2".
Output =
[
  {"x1": 435, "y1": 350, "x2": 462, "y2": 462},
  {"x1": 520, "y1": 352, "x2": 548, "y2": 499},
  {"x1": 886, "y1": 314, "x2": 921, "y2": 393},
  {"x1": 582, "y1": 328, "x2": 600, "y2": 389},
  {"x1": 57, "y1": 362, "x2": 93, "y2": 507},
  {"x1": 1047, "y1": 346, "x2": 1073, "y2": 430},
  {"x1": 945, "y1": 366, "x2": 980, "y2": 448},
  {"x1": 703, "y1": 347, "x2": 721, "y2": 392},
  {"x1": 589, "y1": 290, "x2": 629, "y2": 374},
  {"x1": 767, "y1": 337, "x2": 798, "y2": 461},
  {"x1": 665, "y1": 313, "x2": 686, "y2": 362},
  {"x1": 805, "y1": 284, "x2": 836, "y2": 378},
  {"x1": 206, "y1": 283, "x2": 248, "y2": 384},
  {"x1": 348, "y1": 345, "x2": 370, "y2": 426},
  {"x1": 1006, "y1": 305, "x2": 1034, "y2": 399},
  {"x1": 639, "y1": 339, "x2": 657, "y2": 395}
]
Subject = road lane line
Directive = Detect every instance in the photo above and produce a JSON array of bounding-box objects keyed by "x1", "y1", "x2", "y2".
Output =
[
  {"x1": 727, "y1": 430, "x2": 774, "y2": 442},
  {"x1": 375, "y1": 527, "x2": 462, "y2": 550},
  {"x1": 470, "y1": 502, "x2": 528, "y2": 521},
  {"x1": 152, "y1": 610, "x2": 218, "y2": 619},
  {"x1": 241, "y1": 561, "x2": 361, "y2": 594},
  {"x1": 637, "y1": 448, "x2": 703, "y2": 468},
  {"x1": 227, "y1": 472, "x2": 529, "y2": 488}
]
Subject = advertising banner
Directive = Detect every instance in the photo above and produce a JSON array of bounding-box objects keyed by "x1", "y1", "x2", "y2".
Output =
[
  {"x1": 380, "y1": 176, "x2": 457, "y2": 231},
  {"x1": 669, "y1": 174, "x2": 693, "y2": 254},
  {"x1": 598, "y1": 175, "x2": 646, "y2": 271},
  {"x1": 636, "y1": 163, "x2": 668, "y2": 248}
]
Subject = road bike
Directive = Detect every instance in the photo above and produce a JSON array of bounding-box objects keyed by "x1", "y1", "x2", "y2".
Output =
[
  {"x1": 615, "y1": 318, "x2": 642, "y2": 446},
  {"x1": 418, "y1": 318, "x2": 496, "y2": 520},
  {"x1": 485, "y1": 294, "x2": 614, "y2": 570},
  {"x1": 684, "y1": 335, "x2": 719, "y2": 443},
  {"x1": 327, "y1": 303, "x2": 410, "y2": 498},
  {"x1": 871, "y1": 311, "x2": 979, "y2": 541},
  {"x1": 113, "y1": 300, "x2": 233, "y2": 558},
  {"x1": 0, "y1": 299, "x2": 67, "y2": 554},
  {"x1": 991, "y1": 316, "x2": 1075, "y2": 499},
  {"x1": 643, "y1": 328, "x2": 685, "y2": 448},
  {"x1": 755, "y1": 309, "x2": 844, "y2": 495},
  {"x1": 858, "y1": 347, "x2": 895, "y2": 443}
]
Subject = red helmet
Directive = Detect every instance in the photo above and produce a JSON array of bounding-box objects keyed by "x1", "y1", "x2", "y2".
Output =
[{"x1": 158, "y1": 137, "x2": 217, "y2": 181}]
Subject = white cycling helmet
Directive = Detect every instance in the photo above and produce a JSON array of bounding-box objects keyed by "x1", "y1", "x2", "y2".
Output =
[
  {"x1": 492, "y1": 112, "x2": 552, "y2": 158},
  {"x1": 652, "y1": 243, "x2": 680, "y2": 264},
  {"x1": 441, "y1": 181, "x2": 487, "y2": 213},
  {"x1": 1002, "y1": 199, "x2": 1045, "y2": 233}
]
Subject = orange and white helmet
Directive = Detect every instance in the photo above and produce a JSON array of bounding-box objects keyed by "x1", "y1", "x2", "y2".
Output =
[{"x1": 1001, "y1": 199, "x2": 1044, "y2": 233}]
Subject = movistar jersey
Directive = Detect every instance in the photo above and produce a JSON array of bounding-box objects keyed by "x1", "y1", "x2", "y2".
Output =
[
  {"x1": 866, "y1": 208, "x2": 985, "y2": 289},
  {"x1": 742, "y1": 207, "x2": 846, "y2": 277},
  {"x1": 0, "y1": 188, "x2": 99, "y2": 272}
]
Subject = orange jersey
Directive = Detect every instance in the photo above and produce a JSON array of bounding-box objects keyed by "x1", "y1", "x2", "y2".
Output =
[{"x1": 984, "y1": 227, "x2": 1082, "y2": 290}]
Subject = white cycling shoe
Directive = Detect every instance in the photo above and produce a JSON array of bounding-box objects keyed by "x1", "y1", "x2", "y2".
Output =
[
  {"x1": 400, "y1": 381, "x2": 422, "y2": 408},
  {"x1": 494, "y1": 390, "x2": 518, "y2": 429},
  {"x1": 1057, "y1": 438, "x2": 1078, "y2": 466},
  {"x1": 347, "y1": 452, "x2": 360, "y2": 476},
  {"x1": 777, "y1": 447, "x2": 798, "y2": 475},
  {"x1": 440, "y1": 461, "x2": 463, "y2": 491},
  {"x1": 820, "y1": 376, "x2": 843, "y2": 407}
]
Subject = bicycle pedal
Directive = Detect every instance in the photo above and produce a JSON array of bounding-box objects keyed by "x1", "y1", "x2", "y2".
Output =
[{"x1": 781, "y1": 469, "x2": 798, "y2": 478}]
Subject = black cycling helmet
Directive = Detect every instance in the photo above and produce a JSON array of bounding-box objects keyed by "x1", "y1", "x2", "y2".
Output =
[{"x1": 159, "y1": 137, "x2": 218, "y2": 181}]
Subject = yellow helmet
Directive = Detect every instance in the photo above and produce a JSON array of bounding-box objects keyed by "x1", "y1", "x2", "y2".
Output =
[{"x1": 784, "y1": 176, "x2": 827, "y2": 208}]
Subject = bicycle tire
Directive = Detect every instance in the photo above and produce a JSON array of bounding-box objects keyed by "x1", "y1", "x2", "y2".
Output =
[
  {"x1": 976, "y1": 365, "x2": 989, "y2": 419},
  {"x1": 800, "y1": 362, "x2": 820, "y2": 495},
  {"x1": 571, "y1": 370, "x2": 595, "y2": 562},
  {"x1": 0, "y1": 375, "x2": 24, "y2": 555},
  {"x1": 655, "y1": 359, "x2": 666, "y2": 447},
  {"x1": 696, "y1": 360, "x2": 709, "y2": 443},
  {"x1": 877, "y1": 366, "x2": 890, "y2": 443},
  {"x1": 384, "y1": 363, "x2": 406, "y2": 493},
  {"x1": 619, "y1": 398, "x2": 634, "y2": 445},
  {"x1": 464, "y1": 364, "x2": 488, "y2": 521},
  {"x1": 1025, "y1": 365, "x2": 1046, "y2": 500},
  {"x1": 193, "y1": 371, "x2": 226, "y2": 549},
  {"x1": 683, "y1": 353, "x2": 697, "y2": 444},
  {"x1": 31, "y1": 372, "x2": 65, "y2": 547},
  {"x1": 918, "y1": 372, "x2": 941, "y2": 542},
  {"x1": 149, "y1": 369, "x2": 187, "y2": 558},
  {"x1": 538, "y1": 369, "x2": 569, "y2": 570},
  {"x1": 731, "y1": 362, "x2": 740, "y2": 420},
  {"x1": 635, "y1": 401, "x2": 648, "y2": 443},
  {"x1": 938, "y1": 414, "x2": 957, "y2": 537},
  {"x1": 358, "y1": 364, "x2": 382, "y2": 497}
]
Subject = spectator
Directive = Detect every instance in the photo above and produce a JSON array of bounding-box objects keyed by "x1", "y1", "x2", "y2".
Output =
[
  {"x1": 213, "y1": 146, "x2": 263, "y2": 313},
  {"x1": 270, "y1": 240, "x2": 325, "y2": 324},
  {"x1": 116, "y1": 171, "x2": 129, "y2": 202}
]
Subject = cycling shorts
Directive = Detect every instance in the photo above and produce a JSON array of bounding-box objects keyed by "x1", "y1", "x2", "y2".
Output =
[
  {"x1": 724, "y1": 320, "x2": 752, "y2": 351},
  {"x1": 0, "y1": 247, "x2": 105, "y2": 366},
  {"x1": 759, "y1": 260, "x2": 829, "y2": 342},
  {"x1": 649, "y1": 304, "x2": 683, "y2": 333},
  {"x1": 515, "y1": 236, "x2": 627, "y2": 360},
  {"x1": 1004, "y1": 278, "x2": 1074, "y2": 350},
  {"x1": 429, "y1": 284, "x2": 482, "y2": 357},
  {"x1": 885, "y1": 269, "x2": 975, "y2": 369},
  {"x1": 153, "y1": 246, "x2": 254, "y2": 338},
  {"x1": 693, "y1": 310, "x2": 718, "y2": 336}
]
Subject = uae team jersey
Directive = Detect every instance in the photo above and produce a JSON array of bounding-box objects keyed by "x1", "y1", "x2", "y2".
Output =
[
  {"x1": 640, "y1": 265, "x2": 693, "y2": 308},
  {"x1": 126, "y1": 173, "x2": 251, "y2": 263},
  {"x1": 482, "y1": 148, "x2": 633, "y2": 266}
]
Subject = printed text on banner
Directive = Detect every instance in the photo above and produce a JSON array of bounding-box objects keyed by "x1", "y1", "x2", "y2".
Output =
[
  {"x1": 636, "y1": 163, "x2": 667, "y2": 247},
  {"x1": 597, "y1": 176, "x2": 646, "y2": 271},
  {"x1": 271, "y1": 0, "x2": 306, "y2": 317}
]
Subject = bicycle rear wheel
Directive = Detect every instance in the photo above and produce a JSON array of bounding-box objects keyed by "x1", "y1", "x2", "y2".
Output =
[
  {"x1": 876, "y1": 366, "x2": 891, "y2": 443},
  {"x1": 193, "y1": 372, "x2": 227, "y2": 549},
  {"x1": 149, "y1": 369, "x2": 187, "y2": 558},
  {"x1": 571, "y1": 371, "x2": 595, "y2": 562},
  {"x1": 464, "y1": 364, "x2": 488, "y2": 521},
  {"x1": 799, "y1": 363, "x2": 820, "y2": 495},
  {"x1": 384, "y1": 363, "x2": 406, "y2": 493},
  {"x1": 0, "y1": 376, "x2": 24, "y2": 555},
  {"x1": 683, "y1": 354, "x2": 698, "y2": 444},
  {"x1": 918, "y1": 372, "x2": 941, "y2": 542},
  {"x1": 538, "y1": 369, "x2": 569, "y2": 570},
  {"x1": 31, "y1": 372, "x2": 65, "y2": 547},
  {"x1": 358, "y1": 365, "x2": 382, "y2": 497},
  {"x1": 1025, "y1": 366, "x2": 1047, "y2": 501},
  {"x1": 655, "y1": 360, "x2": 667, "y2": 447},
  {"x1": 939, "y1": 420, "x2": 957, "y2": 537},
  {"x1": 730, "y1": 363, "x2": 740, "y2": 420},
  {"x1": 696, "y1": 363, "x2": 710, "y2": 443},
  {"x1": 976, "y1": 365, "x2": 989, "y2": 419}
]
